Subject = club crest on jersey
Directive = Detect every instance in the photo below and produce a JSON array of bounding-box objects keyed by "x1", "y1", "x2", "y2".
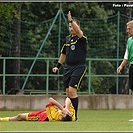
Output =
[{"x1": 70, "y1": 45, "x2": 75, "y2": 50}]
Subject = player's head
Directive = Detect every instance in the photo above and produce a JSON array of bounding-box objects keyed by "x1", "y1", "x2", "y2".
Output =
[
  {"x1": 69, "y1": 19, "x2": 80, "y2": 36},
  {"x1": 61, "y1": 113, "x2": 72, "y2": 121},
  {"x1": 127, "y1": 20, "x2": 133, "y2": 28},
  {"x1": 61, "y1": 109, "x2": 72, "y2": 121},
  {"x1": 126, "y1": 20, "x2": 133, "y2": 37},
  {"x1": 73, "y1": 19, "x2": 80, "y2": 26}
]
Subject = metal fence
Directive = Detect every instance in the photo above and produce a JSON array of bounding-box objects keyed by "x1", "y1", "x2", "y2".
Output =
[
  {"x1": 1, "y1": 11, "x2": 132, "y2": 95},
  {"x1": 0, "y1": 57, "x2": 129, "y2": 95}
]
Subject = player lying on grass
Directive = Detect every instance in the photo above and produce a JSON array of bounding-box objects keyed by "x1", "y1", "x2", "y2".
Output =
[{"x1": 0, "y1": 97, "x2": 76, "y2": 122}]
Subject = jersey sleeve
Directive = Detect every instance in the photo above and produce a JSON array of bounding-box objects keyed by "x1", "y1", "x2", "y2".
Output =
[
  {"x1": 124, "y1": 48, "x2": 128, "y2": 60},
  {"x1": 60, "y1": 36, "x2": 70, "y2": 54},
  {"x1": 60, "y1": 44, "x2": 66, "y2": 55},
  {"x1": 69, "y1": 103, "x2": 76, "y2": 121},
  {"x1": 79, "y1": 34, "x2": 88, "y2": 43}
]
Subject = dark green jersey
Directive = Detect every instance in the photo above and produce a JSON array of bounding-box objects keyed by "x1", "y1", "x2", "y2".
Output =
[{"x1": 61, "y1": 34, "x2": 88, "y2": 65}]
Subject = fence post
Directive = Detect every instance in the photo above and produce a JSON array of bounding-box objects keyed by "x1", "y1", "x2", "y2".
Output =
[
  {"x1": 88, "y1": 59, "x2": 91, "y2": 94},
  {"x1": 116, "y1": 11, "x2": 120, "y2": 95},
  {"x1": 46, "y1": 59, "x2": 49, "y2": 94},
  {"x1": 2, "y1": 58, "x2": 6, "y2": 95}
]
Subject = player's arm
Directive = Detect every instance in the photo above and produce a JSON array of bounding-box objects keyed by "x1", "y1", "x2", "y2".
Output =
[
  {"x1": 58, "y1": 53, "x2": 66, "y2": 64},
  {"x1": 49, "y1": 97, "x2": 64, "y2": 111},
  {"x1": 63, "y1": 97, "x2": 71, "y2": 114},
  {"x1": 67, "y1": 11, "x2": 83, "y2": 38},
  {"x1": 117, "y1": 48, "x2": 128, "y2": 74},
  {"x1": 117, "y1": 59, "x2": 128, "y2": 74},
  {"x1": 52, "y1": 53, "x2": 66, "y2": 73},
  {"x1": 64, "y1": 97, "x2": 71, "y2": 109}
]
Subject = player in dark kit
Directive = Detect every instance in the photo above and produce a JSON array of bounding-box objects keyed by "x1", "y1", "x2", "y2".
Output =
[{"x1": 52, "y1": 11, "x2": 88, "y2": 121}]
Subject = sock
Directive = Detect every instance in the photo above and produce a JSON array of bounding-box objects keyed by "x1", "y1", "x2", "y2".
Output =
[
  {"x1": 0, "y1": 117, "x2": 10, "y2": 121},
  {"x1": 70, "y1": 97, "x2": 78, "y2": 120}
]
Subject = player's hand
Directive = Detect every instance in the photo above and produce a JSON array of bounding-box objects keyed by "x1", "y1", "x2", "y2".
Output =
[
  {"x1": 63, "y1": 108, "x2": 70, "y2": 115},
  {"x1": 52, "y1": 67, "x2": 58, "y2": 73},
  {"x1": 67, "y1": 11, "x2": 72, "y2": 22},
  {"x1": 117, "y1": 66, "x2": 123, "y2": 74}
]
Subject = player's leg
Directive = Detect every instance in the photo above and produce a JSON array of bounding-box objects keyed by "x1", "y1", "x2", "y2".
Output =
[
  {"x1": 63, "y1": 65, "x2": 72, "y2": 97},
  {"x1": 10, "y1": 113, "x2": 27, "y2": 121},
  {"x1": 129, "y1": 119, "x2": 133, "y2": 121},
  {"x1": 0, "y1": 113, "x2": 28, "y2": 121},
  {"x1": 128, "y1": 66, "x2": 133, "y2": 121},
  {"x1": 69, "y1": 65, "x2": 87, "y2": 120},
  {"x1": 63, "y1": 75, "x2": 78, "y2": 120},
  {"x1": 66, "y1": 88, "x2": 69, "y2": 97},
  {"x1": 129, "y1": 65, "x2": 133, "y2": 95},
  {"x1": 63, "y1": 71, "x2": 70, "y2": 97},
  {"x1": 68, "y1": 86, "x2": 78, "y2": 121},
  {"x1": 0, "y1": 117, "x2": 10, "y2": 121}
]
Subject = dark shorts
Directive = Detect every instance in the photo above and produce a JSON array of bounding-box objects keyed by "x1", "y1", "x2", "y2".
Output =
[
  {"x1": 129, "y1": 65, "x2": 133, "y2": 90},
  {"x1": 63, "y1": 64, "x2": 87, "y2": 90}
]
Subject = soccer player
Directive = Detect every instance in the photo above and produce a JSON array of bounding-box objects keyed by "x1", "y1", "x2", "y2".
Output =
[
  {"x1": 117, "y1": 20, "x2": 133, "y2": 95},
  {"x1": 116, "y1": 20, "x2": 133, "y2": 122},
  {"x1": 52, "y1": 11, "x2": 88, "y2": 121},
  {"x1": 0, "y1": 97, "x2": 75, "y2": 122}
]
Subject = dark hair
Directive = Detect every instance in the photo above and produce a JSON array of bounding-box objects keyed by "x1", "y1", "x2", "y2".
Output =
[
  {"x1": 73, "y1": 19, "x2": 80, "y2": 26},
  {"x1": 62, "y1": 114, "x2": 72, "y2": 121},
  {"x1": 69, "y1": 19, "x2": 80, "y2": 26}
]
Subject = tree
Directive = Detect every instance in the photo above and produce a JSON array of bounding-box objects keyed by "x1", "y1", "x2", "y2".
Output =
[
  {"x1": 13, "y1": 3, "x2": 22, "y2": 94},
  {"x1": 1, "y1": 2, "x2": 131, "y2": 94}
]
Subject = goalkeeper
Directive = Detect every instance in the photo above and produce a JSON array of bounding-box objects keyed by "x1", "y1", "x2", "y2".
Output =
[{"x1": 0, "y1": 97, "x2": 75, "y2": 122}]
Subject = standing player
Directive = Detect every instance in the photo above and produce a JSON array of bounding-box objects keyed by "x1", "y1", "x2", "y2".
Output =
[
  {"x1": 117, "y1": 20, "x2": 133, "y2": 95},
  {"x1": 52, "y1": 11, "x2": 88, "y2": 120},
  {"x1": 0, "y1": 97, "x2": 75, "y2": 122}
]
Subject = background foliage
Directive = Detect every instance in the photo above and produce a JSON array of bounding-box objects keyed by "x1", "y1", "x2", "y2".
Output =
[{"x1": 0, "y1": 2, "x2": 133, "y2": 94}]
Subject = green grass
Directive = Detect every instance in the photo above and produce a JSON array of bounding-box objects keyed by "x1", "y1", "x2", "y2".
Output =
[{"x1": 0, "y1": 110, "x2": 133, "y2": 132}]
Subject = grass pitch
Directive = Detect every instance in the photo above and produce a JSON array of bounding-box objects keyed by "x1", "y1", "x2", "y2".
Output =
[{"x1": 0, "y1": 109, "x2": 133, "y2": 132}]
